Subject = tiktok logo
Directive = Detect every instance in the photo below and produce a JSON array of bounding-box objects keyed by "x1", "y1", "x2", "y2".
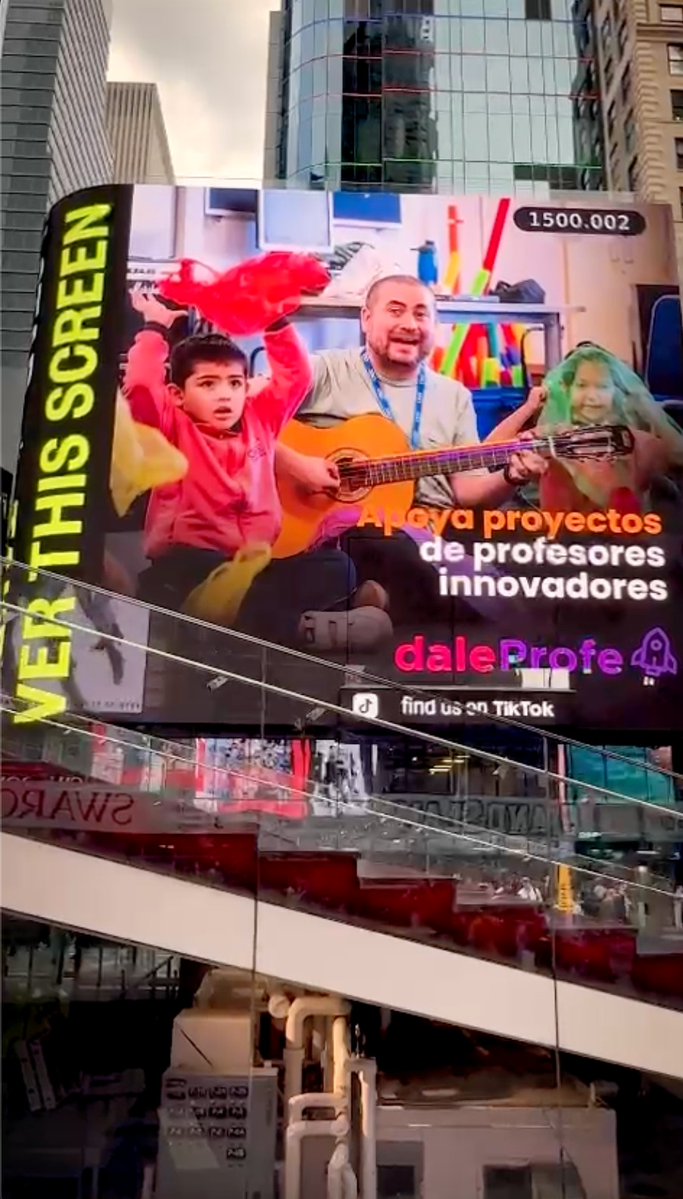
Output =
[
  {"x1": 351, "y1": 693, "x2": 379, "y2": 718},
  {"x1": 630, "y1": 628, "x2": 678, "y2": 687}
]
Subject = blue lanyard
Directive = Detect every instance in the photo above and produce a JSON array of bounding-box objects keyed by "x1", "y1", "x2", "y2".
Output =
[{"x1": 361, "y1": 347, "x2": 426, "y2": 450}]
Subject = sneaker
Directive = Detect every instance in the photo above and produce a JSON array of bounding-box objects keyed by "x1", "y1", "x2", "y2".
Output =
[
  {"x1": 299, "y1": 607, "x2": 393, "y2": 652},
  {"x1": 352, "y1": 580, "x2": 390, "y2": 611}
]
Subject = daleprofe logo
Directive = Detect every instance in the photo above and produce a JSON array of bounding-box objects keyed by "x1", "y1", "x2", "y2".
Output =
[{"x1": 393, "y1": 629, "x2": 678, "y2": 679}]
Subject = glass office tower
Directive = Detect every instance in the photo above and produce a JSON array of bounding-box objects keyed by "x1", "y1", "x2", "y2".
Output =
[
  {"x1": 1, "y1": 0, "x2": 112, "y2": 473},
  {"x1": 266, "y1": 0, "x2": 606, "y2": 194}
]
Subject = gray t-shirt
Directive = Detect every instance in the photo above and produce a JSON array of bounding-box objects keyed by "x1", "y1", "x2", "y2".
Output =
[{"x1": 296, "y1": 346, "x2": 482, "y2": 508}]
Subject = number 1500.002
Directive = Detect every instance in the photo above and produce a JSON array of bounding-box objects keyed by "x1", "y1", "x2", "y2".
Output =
[{"x1": 514, "y1": 206, "x2": 646, "y2": 236}]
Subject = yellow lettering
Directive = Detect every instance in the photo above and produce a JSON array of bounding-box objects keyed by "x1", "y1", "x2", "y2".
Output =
[
  {"x1": 38, "y1": 473, "x2": 87, "y2": 493},
  {"x1": 45, "y1": 383, "x2": 95, "y2": 422},
  {"x1": 39, "y1": 434, "x2": 89, "y2": 475},
  {"x1": 62, "y1": 202, "x2": 112, "y2": 244},
  {"x1": 48, "y1": 344, "x2": 98, "y2": 384},
  {"x1": 19, "y1": 640, "x2": 72, "y2": 680},
  {"x1": 59, "y1": 241, "x2": 108, "y2": 277},
  {"x1": 21, "y1": 595, "x2": 76, "y2": 641},
  {"x1": 52, "y1": 306, "x2": 102, "y2": 347},
  {"x1": 33, "y1": 492, "x2": 85, "y2": 540},
  {"x1": 14, "y1": 683, "x2": 67, "y2": 724},
  {"x1": 56, "y1": 272, "x2": 104, "y2": 309},
  {"x1": 9, "y1": 201, "x2": 113, "y2": 723},
  {"x1": 29, "y1": 543, "x2": 80, "y2": 571}
]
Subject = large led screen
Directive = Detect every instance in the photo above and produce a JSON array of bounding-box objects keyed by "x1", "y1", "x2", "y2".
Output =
[{"x1": 4, "y1": 186, "x2": 683, "y2": 733}]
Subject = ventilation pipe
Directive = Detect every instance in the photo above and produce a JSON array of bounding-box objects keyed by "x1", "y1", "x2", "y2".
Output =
[
  {"x1": 268, "y1": 991, "x2": 291, "y2": 1021},
  {"x1": 314, "y1": 1016, "x2": 329, "y2": 1084},
  {"x1": 285, "y1": 1113, "x2": 349, "y2": 1199},
  {"x1": 288, "y1": 1092, "x2": 339, "y2": 1123},
  {"x1": 332, "y1": 1015, "x2": 350, "y2": 1098},
  {"x1": 283, "y1": 996, "x2": 350, "y2": 1105},
  {"x1": 286, "y1": 1015, "x2": 350, "y2": 1121},
  {"x1": 347, "y1": 1058, "x2": 377, "y2": 1199},
  {"x1": 286, "y1": 1018, "x2": 353, "y2": 1199}
]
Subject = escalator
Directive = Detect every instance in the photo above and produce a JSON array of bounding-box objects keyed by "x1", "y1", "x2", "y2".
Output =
[
  {"x1": 2, "y1": 566, "x2": 683, "y2": 1079},
  {"x1": 3, "y1": 824, "x2": 683, "y2": 1079}
]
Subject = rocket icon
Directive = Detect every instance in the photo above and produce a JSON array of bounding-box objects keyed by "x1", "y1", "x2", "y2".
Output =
[{"x1": 630, "y1": 627, "x2": 678, "y2": 685}]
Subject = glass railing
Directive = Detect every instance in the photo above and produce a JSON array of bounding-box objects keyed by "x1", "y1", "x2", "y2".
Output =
[
  {"x1": 2, "y1": 706, "x2": 683, "y2": 1015},
  {"x1": 2, "y1": 555, "x2": 681, "y2": 818},
  {"x1": 7, "y1": 912, "x2": 679, "y2": 1199},
  {"x1": 1, "y1": 688, "x2": 679, "y2": 885},
  {"x1": 2, "y1": 559, "x2": 681, "y2": 889},
  {"x1": 3, "y1": 558, "x2": 683, "y2": 1017},
  {"x1": 3, "y1": 744, "x2": 683, "y2": 1014}
]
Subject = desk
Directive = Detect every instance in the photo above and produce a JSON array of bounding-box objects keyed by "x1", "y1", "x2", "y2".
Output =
[{"x1": 299, "y1": 296, "x2": 586, "y2": 370}]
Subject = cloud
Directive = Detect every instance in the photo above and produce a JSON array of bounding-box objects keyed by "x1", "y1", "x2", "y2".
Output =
[{"x1": 108, "y1": 0, "x2": 276, "y2": 182}]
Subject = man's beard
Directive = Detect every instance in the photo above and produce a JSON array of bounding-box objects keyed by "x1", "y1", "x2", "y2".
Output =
[{"x1": 370, "y1": 338, "x2": 427, "y2": 377}]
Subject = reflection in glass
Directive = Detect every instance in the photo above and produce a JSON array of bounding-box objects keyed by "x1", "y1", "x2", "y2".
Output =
[
  {"x1": 4, "y1": 912, "x2": 681, "y2": 1199},
  {"x1": 278, "y1": 5, "x2": 605, "y2": 189}
]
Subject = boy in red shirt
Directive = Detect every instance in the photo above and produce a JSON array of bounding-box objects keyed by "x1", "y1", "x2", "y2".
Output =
[
  {"x1": 122, "y1": 287, "x2": 359, "y2": 647},
  {"x1": 122, "y1": 288, "x2": 367, "y2": 646}
]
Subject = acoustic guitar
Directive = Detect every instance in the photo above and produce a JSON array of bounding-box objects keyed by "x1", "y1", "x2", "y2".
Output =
[{"x1": 273, "y1": 414, "x2": 634, "y2": 559}]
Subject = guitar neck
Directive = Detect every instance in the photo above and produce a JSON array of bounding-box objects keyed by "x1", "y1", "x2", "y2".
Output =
[{"x1": 364, "y1": 438, "x2": 551, "y2": 486}]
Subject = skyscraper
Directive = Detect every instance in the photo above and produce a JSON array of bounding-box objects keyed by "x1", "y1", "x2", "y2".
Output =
[
  {"x1": 0, "y1": 0, "x2": 112, "y2": 472},
  {"x1": 264, "y1": 0, "x2": 605, "y2": 195},
  {"x1": 594, "y1": 0, "x2": 683, "y2": 266},
  {"x1": 106, "y1": 82, "x2": 175, "y2": 185},
  {"x1": 264, "y1": 12, "x2": 286, "y2": 184}
]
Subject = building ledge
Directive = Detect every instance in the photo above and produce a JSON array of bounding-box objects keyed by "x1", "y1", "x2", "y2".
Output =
[{"x1": 636, "y1": 22, "x2": 683, "y2": 40}]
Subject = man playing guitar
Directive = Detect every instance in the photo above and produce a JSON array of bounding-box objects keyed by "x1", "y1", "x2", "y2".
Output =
[{"x1": 272, "y1": 275, "x2": 548, "y2": 642}]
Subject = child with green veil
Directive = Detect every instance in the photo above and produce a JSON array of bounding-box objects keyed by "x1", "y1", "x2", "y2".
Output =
[{"x1": 537, "y1": 344, "x2": 683, "y2": 514}]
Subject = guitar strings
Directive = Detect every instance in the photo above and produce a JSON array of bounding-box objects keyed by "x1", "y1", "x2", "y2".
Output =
[{"x1": 338, "y1": 426, "x2": 622, "y2": 487}]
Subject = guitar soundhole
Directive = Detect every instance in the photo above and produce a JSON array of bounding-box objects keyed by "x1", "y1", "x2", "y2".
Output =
[{"x1": 331, "y1": 449, "x2": 373, "y2": 503}]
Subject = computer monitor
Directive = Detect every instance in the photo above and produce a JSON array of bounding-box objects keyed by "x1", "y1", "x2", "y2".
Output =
[{"x1": 257, "y1": 189, "x2": 333, "y2": 253}]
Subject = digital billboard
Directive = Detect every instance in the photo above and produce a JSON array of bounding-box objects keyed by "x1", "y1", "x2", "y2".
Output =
[{"x1": 4, "y1": 185, "x2": 683, "y2": 733}]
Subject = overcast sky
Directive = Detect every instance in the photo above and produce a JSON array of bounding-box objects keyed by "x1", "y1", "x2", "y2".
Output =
[{"x1": 108, "y1": 0, "x2": 275, "y2": 183}]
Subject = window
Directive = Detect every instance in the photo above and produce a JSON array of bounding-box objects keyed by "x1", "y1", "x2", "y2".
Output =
[
  {"x1": 601, "y1": 14, "x2": 613, "y2": 50},
  {"x1": 662, "y1": 5, "x2": 683, "y2": 22},
  {"x1": 484, "y1": 1163, "x2": 585, "y2": 1199},
  {"x1": 679, "y1": 186, "x2": 683, "y2": 217},
  {"x1": 378, "y1": 1164, "x2": 417, "y2": 1198},
  {"x1": 675, "y1": 136, "x2": 683, "y2": 167},
  {"x1": 672, "y1": 88, "x2": 683, "y2": 118},
  {"x1": 621, "y1": 64, "x2": 632, "y2": 103},
  {"x1": 668, "y1": 43, "x2": 683, "y2": 73},
  {"x1": 484, "y1": 1167, "x2": 532, "y2": 1199},
  {"x1": 617, "y1": 18, "x2": 628, "y2": 55},
  {"x1": 604, "y1": 54, "x2": 614, "y2": 89},
  {"x1": 628, "y1": 155, "x2": 640, "y2": 190},
  {"x1": 525, "y1": 0, "x2": 551, "y2": 18}
]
